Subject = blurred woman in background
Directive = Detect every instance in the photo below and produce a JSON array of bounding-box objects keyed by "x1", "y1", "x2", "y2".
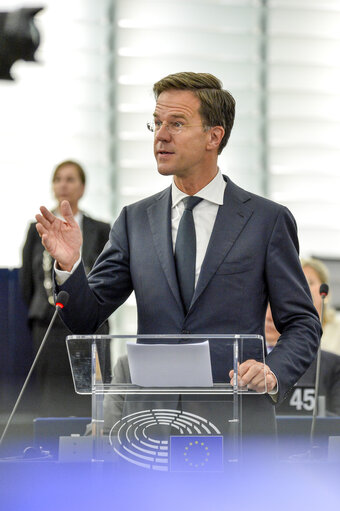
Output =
[{"x1": 20, "y1": 160, "x2": 111, "y2": 417}]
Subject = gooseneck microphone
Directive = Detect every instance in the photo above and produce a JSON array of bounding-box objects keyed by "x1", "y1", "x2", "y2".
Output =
[
  {"x1": 0, "y1": 291, "x2": 69, "y2": 448},
  {"x1": 310, "y1": 283, "x2": 329, "y2": 447},
  {"x1": 319, "y1": 283, "x2": 329, "y2": 299}
]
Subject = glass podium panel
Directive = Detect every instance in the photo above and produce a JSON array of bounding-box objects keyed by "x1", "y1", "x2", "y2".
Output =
[{"x1": 66, "y1": 334, "x2": 267, "y2": 468}]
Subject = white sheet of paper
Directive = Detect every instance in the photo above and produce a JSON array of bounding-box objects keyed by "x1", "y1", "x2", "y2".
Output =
[{"x1": 126, "y1": 341, "x2": 213, "y2": 387}]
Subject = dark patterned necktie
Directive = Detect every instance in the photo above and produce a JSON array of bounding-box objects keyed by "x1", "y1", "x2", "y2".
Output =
[{"x1": 175, "y1": 196, "x2": 203, "y2": 313}]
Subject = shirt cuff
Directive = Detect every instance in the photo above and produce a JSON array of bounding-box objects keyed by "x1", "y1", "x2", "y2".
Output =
[
  {"x1": 54, "y1": 256, "x2": 82, "y2": 285},
  {"x1": 268, "y1": 369, "x2": 279, "y2": 402}
]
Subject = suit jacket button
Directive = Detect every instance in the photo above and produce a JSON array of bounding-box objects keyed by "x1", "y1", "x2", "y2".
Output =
[{"x1": 181, "y1": 329, "x2": 190, "y2": 334}]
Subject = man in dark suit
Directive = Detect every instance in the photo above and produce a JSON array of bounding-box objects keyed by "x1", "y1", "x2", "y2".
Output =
[
  {"x1": 21, "y1": 160, "x2": 111, "y2": 416},
  {"x1": 35, "y1": 73, "x2": 321, "y2": 434}
]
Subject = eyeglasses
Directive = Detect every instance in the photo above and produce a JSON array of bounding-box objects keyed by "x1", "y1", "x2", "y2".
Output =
[{"x1": 147, "y1": 120, "x2": 208, "y2": 135}]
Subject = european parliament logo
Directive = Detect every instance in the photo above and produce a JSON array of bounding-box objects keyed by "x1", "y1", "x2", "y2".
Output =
[
  {"x1": 170, "y1": 436, "x2": 223, "y2": 472},
  {"x1": 109, "y1": 409, "x2": 223, "y2": 471}
]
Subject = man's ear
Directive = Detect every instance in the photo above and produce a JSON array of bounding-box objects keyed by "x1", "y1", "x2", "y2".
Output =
[{"x1": 206, "y1": 126, "x2": 225, "y2": 152}]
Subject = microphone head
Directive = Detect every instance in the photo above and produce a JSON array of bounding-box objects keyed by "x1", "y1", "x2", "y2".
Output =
[
  {"x1": 55, "y1": 290, "x2": 70, "y2": 309},
  {"x1": 319, "y1": 283, "x2": 329, "y2": 298}
]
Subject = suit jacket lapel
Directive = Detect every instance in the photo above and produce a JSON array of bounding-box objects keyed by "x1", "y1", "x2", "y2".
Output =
[
  {"x1": 191, "y1": 177, "x2": 254, "y2": 310},
  {"x1": 147, "y1": 188, "x2": 183, "y2": 311}
]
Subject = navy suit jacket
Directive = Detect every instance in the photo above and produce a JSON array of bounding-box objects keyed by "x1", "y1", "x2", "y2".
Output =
[{"x1": 57, "y1": 176, "x2": 321, "y2": 405}]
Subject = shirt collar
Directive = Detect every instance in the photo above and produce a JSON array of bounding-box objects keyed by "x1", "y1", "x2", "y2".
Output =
[{"x1": 171, "y1": 168, "x2": 226, "y2": 208}]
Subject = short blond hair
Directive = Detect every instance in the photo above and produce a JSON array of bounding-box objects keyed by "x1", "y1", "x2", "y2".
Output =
[{"x1": 301, "y1": 257, "x2": 334, "y2": 324}]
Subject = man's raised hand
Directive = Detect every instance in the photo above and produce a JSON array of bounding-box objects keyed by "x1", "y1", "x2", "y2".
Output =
[{"x1": 35, "y1": 200, "x2": 82, "y2": 272}]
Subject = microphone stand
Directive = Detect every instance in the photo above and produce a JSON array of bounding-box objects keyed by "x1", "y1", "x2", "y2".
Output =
[
  {"x1": 0, "y1": 292, "x2": 68, "y2": 449},
  {"x1": 310, "y1": 283, "x2": 329, "y2": 455}
]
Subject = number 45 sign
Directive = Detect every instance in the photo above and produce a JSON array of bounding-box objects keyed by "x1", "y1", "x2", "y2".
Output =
[{"x1": 289, "y1": 388, "x2": 315, "y2": 412}]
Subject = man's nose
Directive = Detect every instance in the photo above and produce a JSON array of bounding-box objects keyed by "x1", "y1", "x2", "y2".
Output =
[{"x1": 155, "y1": 123, "x2": 171, "y2": 141}]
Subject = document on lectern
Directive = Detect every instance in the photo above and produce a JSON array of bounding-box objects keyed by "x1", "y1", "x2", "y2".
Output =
[{"x1": 127, "y1": 341, "x2": 213, "y2": 387}]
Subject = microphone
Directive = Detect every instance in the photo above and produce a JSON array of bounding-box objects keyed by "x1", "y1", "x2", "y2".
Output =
[
  {"x1": 0, "y1": 291, "x2": 70, "y2": 449},
  {"x1": 310, "y1": 283, "x2": 329, "y2": 451},
  {"x1": 319, "y1": 283, "x2": 329, "y2": 299}
]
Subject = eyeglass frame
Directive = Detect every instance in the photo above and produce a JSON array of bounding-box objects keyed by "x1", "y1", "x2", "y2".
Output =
[{"x1": 147, "y1": 120, "x2": 211, "y2": 135}]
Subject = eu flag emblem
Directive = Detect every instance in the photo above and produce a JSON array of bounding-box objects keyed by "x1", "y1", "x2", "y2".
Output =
[{"x1": 170, "y1": 436, "x2": 223, "y2": 472}]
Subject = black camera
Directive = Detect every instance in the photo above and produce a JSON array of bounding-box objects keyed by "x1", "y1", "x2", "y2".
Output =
[{"x1": 0, "y1": 6, "x2": 43, "y2": 80}]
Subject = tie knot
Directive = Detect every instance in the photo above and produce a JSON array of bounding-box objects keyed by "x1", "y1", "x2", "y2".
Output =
[{"x1": 184, "y1": 196, "x2": 203, "y2": 212}]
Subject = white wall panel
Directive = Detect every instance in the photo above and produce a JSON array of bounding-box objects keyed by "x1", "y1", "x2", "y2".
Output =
[{"x1": 267, "y1": 0, "x2": 340, "y2": 261}]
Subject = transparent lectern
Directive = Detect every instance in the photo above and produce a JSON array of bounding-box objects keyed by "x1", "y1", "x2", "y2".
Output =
[{"x1": 66, "y1": 334, "x2": 267, "y2": 471}]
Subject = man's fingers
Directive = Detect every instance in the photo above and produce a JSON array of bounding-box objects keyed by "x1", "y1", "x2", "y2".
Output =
[
  {"x1": 248, "y1": 372, "x2": 276, "y2": 392},
  {"x1": 60, "y1": 200, "x2": 76, "y2": 224},
  {"x1": 240, "y1": 363, "x2": 265, "y2": 385},
  {"x1": 35, "y1": 213, "x2": 53, "y2": 231},
  {"x1": 246, "y1": 370, "x2": 267, "y2": 388},
  {"x1": 38, "y1": 203, "x2": 75, "y2": 228},
  {"x1": 40, "y1": 233, "x2": 49, "y2": 250},
  {"x1": 36, "y1": 222, "x2": 47, "y2": 237},
  {"x1": 41, "y1": 233, "x2": 55, "y2": 253},
  {"x1": 238, "y1": 359, "x2": 257, "y2": 377},
  {"x1": 230, "y1": 360, "x2": 274, "y2": 392},
  {"x1": 39, "y1": 206, "x2": 56, "y2": 224}
]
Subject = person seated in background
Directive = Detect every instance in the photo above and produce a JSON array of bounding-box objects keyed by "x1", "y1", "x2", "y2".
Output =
[
  {"x1": 265, "y1": 304, "x2": 340, "y2": 416},
  {"x1": 301, "y1": 257, "x2": 340, "y2": 356},
  {"x1": 20, "y1": 159, "x2": 111, "y2": 417}
]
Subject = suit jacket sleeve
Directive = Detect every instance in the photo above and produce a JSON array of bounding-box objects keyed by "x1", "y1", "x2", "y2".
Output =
[
  {"x1": 82, "y1": 216, "x2": 111, "y2": 274},
  {"x1": 56, "y1": 207, "x2": 133, "y2": 333},
  {"x1": 264, "y1": 207, "x2": 321, "y2": 404}
]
